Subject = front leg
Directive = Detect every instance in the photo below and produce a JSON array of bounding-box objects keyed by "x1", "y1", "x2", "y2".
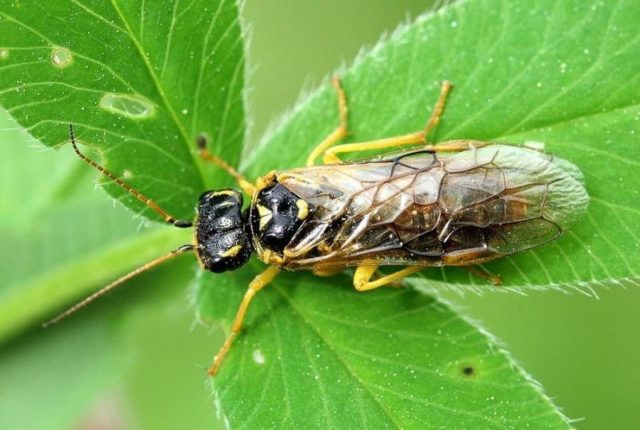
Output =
[
  {"x1": 208, "y1": 265, "x2": 280, "y2": 376},
  {"x1": 197, "y1": 134, "x2": 256, "y2": 195}
]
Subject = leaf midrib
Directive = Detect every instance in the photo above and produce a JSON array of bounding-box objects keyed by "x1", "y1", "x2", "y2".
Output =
[
  {"x1": 271, "y1": 280, "x2": 404, "y2": 429},
  {"x1": 269, "y1": 280, "x2": 543, "y2": 428},
  {"x1": 109, "y1": 0, "x2": 209, "y2": 189}
]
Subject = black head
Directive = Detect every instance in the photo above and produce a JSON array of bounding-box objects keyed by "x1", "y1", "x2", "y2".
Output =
[
  {"x1": 195, "y1": 189, "x2": 253, "y2": 273},
  {"x1": 250, "y1": 183, "x2": 308, "y2": 254}
]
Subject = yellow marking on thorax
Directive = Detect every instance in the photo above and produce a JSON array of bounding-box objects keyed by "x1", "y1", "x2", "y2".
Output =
[
  {"x1": 256, "y1": 203, "x2": 273, "y2": 231},
  {"x1": 218, "y1": 244, "x2": 243, "y2": 258},
  {"x1": 296, "y1": 199, "x2": 309, "y2": 220}
]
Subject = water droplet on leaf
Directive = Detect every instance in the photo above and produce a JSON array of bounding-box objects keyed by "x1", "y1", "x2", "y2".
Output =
[{"x1": 252, "y1": 349, "x2": 265, "y2": 365}]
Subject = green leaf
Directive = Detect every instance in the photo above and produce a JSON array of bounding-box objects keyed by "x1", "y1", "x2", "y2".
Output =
[
  {"x1": 0, "y1": 252, "x2": 219, "y2": 430},
  {"x1": 0, "y1": 0, "x2": 245, "y2": 221},
  {"x1": 196, "y1": 0, "x2": 640, "y2": 426},
  {"x1": 121, "y1": 281, "x2": 224, "y2": 430},
  {"x1": 243, "y1": 0, "x2": 640, "y2": 291},
  {"x1": 0, "y1": 0, "x2": 243, "y2": 340},
  {"x1": 199, "y1": 269, "x2": 570, "y2": 428},
  {"x1": 2, "y1": 0, "x2": 637, "y2": 428},
  {"x1": 195, "y1": 1, "x2": 640, "y2": 428},
  {"x1": 0, "y1": 304, "x2": 128, "y2": 430},
  {"x1": 0, "y1": 112, "x2": 219, "y2": 429},
  {"x1": 0, "y1": 111, "x2": 191, "y2": 341},
  {"x1": 0, "y1": 0, "x2": 244, "y2": 423}
]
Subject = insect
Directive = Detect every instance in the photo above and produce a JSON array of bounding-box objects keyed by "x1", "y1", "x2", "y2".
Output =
[{"x1": 46, "y1": 79, "x2": 589, "y2": 376}]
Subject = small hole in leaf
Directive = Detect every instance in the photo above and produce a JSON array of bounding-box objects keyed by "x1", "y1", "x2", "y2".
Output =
[
  {"x1": 51, "y1": 47, "x2": 73, "y2": 68},
  {"x1": 462, "y1": 365, "x2": 475, "y2": 376},
  {"x1": 99, "y1": 93, "x2": 155, "y2": 119}
]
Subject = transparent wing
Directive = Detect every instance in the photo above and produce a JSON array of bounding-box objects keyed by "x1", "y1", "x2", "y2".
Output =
[{"x1": 276, "y1": 143, "x2": 588, "y2": 270}]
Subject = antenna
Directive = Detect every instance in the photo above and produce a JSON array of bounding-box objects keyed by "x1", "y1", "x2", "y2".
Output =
[
  {"x1": 43, "y1": 245, "x2": 195, "y2": 327},
  {"x1": 69, "y1": 124, "x2": 192, "y2": 228}
]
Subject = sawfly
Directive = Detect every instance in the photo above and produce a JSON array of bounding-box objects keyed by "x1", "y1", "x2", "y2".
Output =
[{"x1": 46, "y1": 79, "x2": 589, "y2": 375}]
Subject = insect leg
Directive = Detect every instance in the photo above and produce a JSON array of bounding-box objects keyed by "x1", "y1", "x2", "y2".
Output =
[
  {"x1": 321, "y1": 81, "x2": 453, "y2": 164},
  {"x1": 441, "y1": 246, "x2": 502, "y2": 285},
  {"x1": 353, "y1": 264, "x2": 423, "y2": 292},
  {"x1": 462, "y1": 266, "x2": 502, "y2": 286},
  {"x1": 441, "y1": 246, "x2": 501, "y2": 266},
  {"x1": 312, "y1": 267, "x2": 343, "y2": 277},
  {"x1": 322, "y1": 132, "x2": 427, "y2": 164},
  {"x1": 306, "y1": 76, "x2": 349, "y2": 166},
  {"x1": 207, "y1": 265, "x2": 281, "y2": 376},
  {"x1": 196, "y1": 134, "x2": 256, "y2": 195},
  {"x1": 427, "y1": 140, "x2": 489, "y2": 152},
  {"x1": 423, "y1": 80, "x2": 452, "y2": 137}
]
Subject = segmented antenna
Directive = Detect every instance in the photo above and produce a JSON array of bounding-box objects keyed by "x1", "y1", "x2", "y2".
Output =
[
  {"x1": 69, "y1": 124, "x2": 192, "y2": 228},
  {"x1": 43, "y1": 245, "x2": 195, "y2": 327}
]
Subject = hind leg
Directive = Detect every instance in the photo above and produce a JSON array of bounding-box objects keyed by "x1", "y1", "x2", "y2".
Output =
[
  {"x1": 353, "y1": 264, "x2": 423, "y2": 292},
  {"x1": 306, "y1": 77, "x2": 350, "y2": 166},
  {"x1": 322, "y1": 81, "x2": 453, "y2": 164}
]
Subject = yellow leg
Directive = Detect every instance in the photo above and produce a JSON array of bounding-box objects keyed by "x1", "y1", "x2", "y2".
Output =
[
  {"x1": 313, "y1": 267, "x2": 343, "y2": 277},
  {"x1": 323, "y1": 138, "x2": 482, "y2": 165},
  {"x1": 462, "y1": 266, "x2": 502, "y2": 286},
  {"x1": 207, "y1": 266, "x2": 280, "y2": 376},
  {"x1": 323, "y1": 80, "x2": 453, "y2": 164},
  {"x1": 306, "y1": 77, "x2": 349, "y2": 166},
  {"x1": 353, "y1": 264, "x2": 423, "y2": 292},
  {"x1": 423, "y1": 80, "x2": 453, "y2": 137},
  {"x1": 323, "y1": 132, "x2": 426, "y2": 164},
  {"x1": 197, "y1": 134, "x2": 256, "y2": 195}
]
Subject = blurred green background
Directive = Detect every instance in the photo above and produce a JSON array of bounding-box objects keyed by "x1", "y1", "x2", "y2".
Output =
[{"x1": 1, "y1": 1, "x2": 638, "y2": 429}]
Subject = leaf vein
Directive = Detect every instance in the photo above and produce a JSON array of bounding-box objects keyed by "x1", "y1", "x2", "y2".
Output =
[
  {"x1": 109, "y1": 0, "x2": 208, "y2": 188},
  {"x1": 274, "y1": 284, "x2": 404, "y2": 428}
]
